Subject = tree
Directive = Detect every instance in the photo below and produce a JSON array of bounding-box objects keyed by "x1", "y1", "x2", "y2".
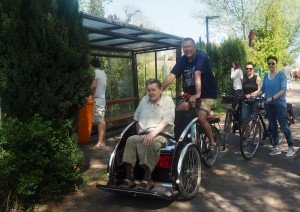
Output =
[
  {"x1": 248, "y1": 0, "x2": 294, "y2": 71},
  {"x1": 196, "y1": 0, "x2": 257, "y2": 39},
  {"x1": 196, "y1": 0, "x2": 300, "y2": 50},
  {"x1": 78, "y1": 0, "x2": 113, "y2": 17},
  {"x1": 0, "y1": 0, "x2": 93, "y2": 124}
]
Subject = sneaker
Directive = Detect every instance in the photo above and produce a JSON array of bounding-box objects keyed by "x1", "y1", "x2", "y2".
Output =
[
  {"x1": 285, "y1": 147, "x2": 295, "y2": 157},
  {"x1": 269, "y1": 147, "x2": 281, "y2": 156},
  {"x1": 208, "y1": 144, "x2": 218, "y2": 157}
]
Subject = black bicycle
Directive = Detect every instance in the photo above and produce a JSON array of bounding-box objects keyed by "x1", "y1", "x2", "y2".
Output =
[
  {"x1": 240, "y1": 97, "x2": 293, "y2": 160},
  {"x1": 221, "y1": 93, "x2": 244, "y2": 150},
  {"x1": 180, "y1": 93, "x2": 221, "y2": 168}
]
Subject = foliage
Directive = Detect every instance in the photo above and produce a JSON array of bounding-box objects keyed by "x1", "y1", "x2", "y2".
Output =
[
  {"x1": 248, "y1": 0, "x2": 299, "y2": 72},
  {"x1": 196, "y1": 0, "x2": 257, "y2": 39},
  {"x1": 197, "y1": 0, "x2": 300, "y2": 63},
  {"x1": 0, "y1": 115, "x2": 83, "y2": 211},
  {"x1": 197, "y1": 38, "x2": 247, "y2": 94},
  {"x1": 0, "y1": 0, "x2": 93, "y2": 124},
  {"x1": 78, "y1": 0, "x2": 113, "y2": 16}
]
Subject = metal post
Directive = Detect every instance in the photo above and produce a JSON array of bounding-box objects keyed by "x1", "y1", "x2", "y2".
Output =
[
  {"x1": 206, "y1": 17, "x2": 209, "y2": 45},
  {"x1": 205, "y1": 15, "x2": 220, "y2": 45}
]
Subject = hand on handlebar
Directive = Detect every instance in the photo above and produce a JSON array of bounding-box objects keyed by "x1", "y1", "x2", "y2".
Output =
[
  {"x1": 265, "y1": 97, "x2": 273, "y2": 104},
  {"x1": 189, "y1": 94, "x2": 200, "y2": 103}
]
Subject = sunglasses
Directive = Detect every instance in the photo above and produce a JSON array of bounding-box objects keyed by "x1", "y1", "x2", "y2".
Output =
[
  {"x1": 246, "y1": 68, "x2": 253, "y2": 70},
  {"x1": 268, "y1": 62, "x2": 276, "y2": 65}
]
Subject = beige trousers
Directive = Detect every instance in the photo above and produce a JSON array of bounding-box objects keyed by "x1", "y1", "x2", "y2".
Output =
[{"x1": 122, "y1": 135, "x2": 166, "y2": 171}]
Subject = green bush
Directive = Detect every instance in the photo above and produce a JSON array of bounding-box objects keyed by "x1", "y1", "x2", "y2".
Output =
[
  {"x1": 0, "y1": 115, "x2": 83, "y2": 211},
  {"x1": 0, "y1": 0, "x2": 93, "y2": 124}
]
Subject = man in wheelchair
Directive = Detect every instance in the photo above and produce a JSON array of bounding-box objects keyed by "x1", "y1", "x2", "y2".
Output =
[{"x1": 120, "y1": 78, "x2": 175, "y2": 190}]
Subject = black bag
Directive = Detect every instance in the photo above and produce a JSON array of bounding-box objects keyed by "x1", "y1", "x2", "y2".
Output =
[{"x1": 287, "y1": 103, "x2": 295, "y2": 125}]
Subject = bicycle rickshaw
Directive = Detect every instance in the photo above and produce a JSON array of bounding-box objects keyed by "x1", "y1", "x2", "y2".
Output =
[{"x1": 96, "y1": 95, "x2": 221, "y2": 200}]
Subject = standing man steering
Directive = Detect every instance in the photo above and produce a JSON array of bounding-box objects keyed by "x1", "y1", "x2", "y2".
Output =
[{"x1": 162, "y1": 37, "x2": 218, "y2": 149}]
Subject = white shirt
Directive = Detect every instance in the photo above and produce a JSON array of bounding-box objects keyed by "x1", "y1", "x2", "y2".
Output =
[
  {"x1": 93, "y1": 69, "x2": 107, "y2": 107},
  {"x1": 134, "y1": 94, "x2": 175, "y2": 136},
  {"x1": 231, "y1": 68, "x2": 243, "y2": 90}
]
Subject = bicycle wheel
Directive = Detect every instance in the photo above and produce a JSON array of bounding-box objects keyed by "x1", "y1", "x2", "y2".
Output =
[
  {"x1": 177, "y1": 145, "x2": 201, "y2": 200},
  {"x1": 202, "y1": 126, "x2": 220, "y2": 168},
  {"x1": 240, "y1": 117, "x2": 261, "y2": 160},
  {"x1": 223, "y1": 109, "x2": 233, "y2": 150}
]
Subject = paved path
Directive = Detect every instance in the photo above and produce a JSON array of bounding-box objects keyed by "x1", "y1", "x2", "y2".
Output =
[{"x1": 38, "y1": 80, "x2": 300, "y2": 212}]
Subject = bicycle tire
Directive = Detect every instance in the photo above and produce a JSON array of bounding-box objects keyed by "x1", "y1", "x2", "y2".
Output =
[
  {"x1": 240, "y1": 117, "x2": 261, "y2": 160},
  {"x1": 223, "y1": 109, "x2": 233, "y2": 150},
  {"x1": 202, "y1": 126, "x2": 220, "y2": 168},
  {"x1": 177, "y1": 145, "x2": 202, "y2": 200}
]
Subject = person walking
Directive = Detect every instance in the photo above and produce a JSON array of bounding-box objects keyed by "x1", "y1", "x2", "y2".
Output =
[
  {"x1": 252, "y1": 56, "x2": 295, "y2": 157},
  {"x1": 91, "y1": 57, "x2": 107, "y2": 149}
]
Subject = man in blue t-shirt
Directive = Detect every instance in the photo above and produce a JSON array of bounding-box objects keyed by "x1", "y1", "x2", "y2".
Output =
[{"x1": 162, "y1": 37, "x2": 218, "y2": 148}]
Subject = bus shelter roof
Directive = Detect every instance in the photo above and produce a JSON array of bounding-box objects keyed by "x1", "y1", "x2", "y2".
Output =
[{"x1": 82, "y1": 13, "x2": 183, "y2": 54}]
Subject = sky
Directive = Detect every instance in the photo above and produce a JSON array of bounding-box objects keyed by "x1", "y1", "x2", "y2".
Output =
[{"x1": 103, "y1": 0, "x2": 209, "y2": 42}]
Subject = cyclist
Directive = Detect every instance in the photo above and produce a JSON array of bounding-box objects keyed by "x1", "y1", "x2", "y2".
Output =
[
  {"x1": 162, "y1": 37, "x2": 218, "y2": 150},
  {"x1": 251, "y1": 56, "x2": 295, "y2": 157},
  {"x1": 242, "y1": 62, "x2": 261, "y2": 122}
]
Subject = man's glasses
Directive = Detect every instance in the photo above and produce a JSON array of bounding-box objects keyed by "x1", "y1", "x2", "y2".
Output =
[
  {"x1": 246, "y1": 68, "x2": 253, "y2": 70},
  {"x1": 268, "y1": 62, "x2": 276, "y2": 65}
]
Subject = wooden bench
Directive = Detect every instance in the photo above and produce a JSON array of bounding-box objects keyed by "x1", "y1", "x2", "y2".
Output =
[
  {"x1": 105, "y1": 113, "x2": 134, "y2": 126},
  {"x1": 92, "y1": 97, "x2": 138, "y2": 130}
]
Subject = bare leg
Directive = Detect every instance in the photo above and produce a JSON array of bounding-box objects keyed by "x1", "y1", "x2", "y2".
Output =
[
  {"x1": 95, "y1": 119, "x2": 106, "y2": 147},
  {"x1": 198, "y1": 110, "x2": 216, "y2": 146}
]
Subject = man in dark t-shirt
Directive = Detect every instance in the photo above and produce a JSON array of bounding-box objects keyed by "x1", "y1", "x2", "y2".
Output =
[{"x1": 162, "y1": 37, "x2": 218, "y2": 147}]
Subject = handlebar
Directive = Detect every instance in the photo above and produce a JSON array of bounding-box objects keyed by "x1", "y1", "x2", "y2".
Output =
[{"x1": 178, "y1": 93, "x2": 201, "y2": 109}]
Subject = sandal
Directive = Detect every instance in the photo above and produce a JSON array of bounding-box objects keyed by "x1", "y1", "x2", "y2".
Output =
[
  {"x1": 137, "y1": 180, "x2": 154, "y2": 190},
  {"x1": 119, "y1": 179, "x2": 136, "y2": 188}
]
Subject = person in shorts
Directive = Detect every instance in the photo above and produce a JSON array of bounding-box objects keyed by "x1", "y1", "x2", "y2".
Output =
[
  {"x1": 91, "y1": 57, "x2": 107, "y2": 148},
  {"x1": 162, "y1": 37, "x2": 218, "y2": 149}
]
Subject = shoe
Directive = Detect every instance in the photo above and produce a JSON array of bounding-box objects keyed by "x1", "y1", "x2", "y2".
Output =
[
  {"x1": 137, "y1": 180, "x2": 154, "y2": 190},
  {"x1": 208, "y1": 144, "x2": 218, "y2": 157},
  {"x1": 119, "y1": 179, "x2": 136, "y2": 188},
  {"x1": 269, "y1": 147, "x2": 281, "y2": 156},
  {"x1": 285, "y1": 147, "x2": 295, "y2": 157}
]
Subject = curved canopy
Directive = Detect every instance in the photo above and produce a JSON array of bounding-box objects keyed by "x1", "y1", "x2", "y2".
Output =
[{"x1": 82, "y1": 13, "x2": 183, "y2": 53}]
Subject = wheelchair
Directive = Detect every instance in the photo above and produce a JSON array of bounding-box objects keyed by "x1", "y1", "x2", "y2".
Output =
[{"x1": 96, "y1": 96, "x2": 221, "y2": 200}]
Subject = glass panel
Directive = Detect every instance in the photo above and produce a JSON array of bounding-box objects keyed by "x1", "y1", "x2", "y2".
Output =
[
  {"x1": 137, "y1": 51, "x2": 177, "y2": 99},
  {"x1": 98, "y1": 57, "x2": 135, "y2": 118}
]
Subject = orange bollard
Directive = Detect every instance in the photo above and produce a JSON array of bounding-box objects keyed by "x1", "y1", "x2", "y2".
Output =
[{"x1": 77, "y1": 95, "x2": 95, "y2": 143}]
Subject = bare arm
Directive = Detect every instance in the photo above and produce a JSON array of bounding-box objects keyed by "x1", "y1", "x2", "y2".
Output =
[
  {"x1": 162, "y1": 73, "x2": 176, "y2": 91},
  {"x1": 143, "y1": 121, "x2": 169, "y2": 145},
  {"x1": 189, "y1": 71, "x2": 201, "y2": 103},
  {"x1": 90, "y1": 78, "x2": 98, "y2": 96}
]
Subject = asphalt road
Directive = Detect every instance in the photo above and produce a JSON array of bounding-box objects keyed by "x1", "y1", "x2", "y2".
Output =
[{"x1": 38, "y1": 80, "x2": 300, "y2": 212}]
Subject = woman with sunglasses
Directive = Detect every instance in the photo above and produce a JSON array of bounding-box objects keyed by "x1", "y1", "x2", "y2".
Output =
[
  {"x1": 251, "y1": 56, "x2": 295, "y2": 157},
  {"x1": 242, "y1": 62, "x2": 261, "y2": 122}
]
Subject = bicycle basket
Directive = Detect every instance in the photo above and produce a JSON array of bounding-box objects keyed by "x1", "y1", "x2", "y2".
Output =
[{"x1": 221, "y1": 95, "x2": 234, "y2": 104}]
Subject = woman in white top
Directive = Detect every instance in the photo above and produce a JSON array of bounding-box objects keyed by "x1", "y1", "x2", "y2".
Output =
[{"x1": 230, "y1": 61, "x2": 244, "y2": 108}]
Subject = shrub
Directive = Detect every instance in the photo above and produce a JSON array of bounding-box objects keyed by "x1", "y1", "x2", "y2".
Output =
[
  {"x1": 0, "y1": 115, "x2": 84, "y2": 211},
  {"x1": 0, "y1": 0, "x2": 94, "y2": 124}
]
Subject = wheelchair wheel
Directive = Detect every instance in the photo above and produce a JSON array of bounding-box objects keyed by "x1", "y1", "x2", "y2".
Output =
[
  {"x1": 202, "y1": 126, "x2": 220, "y2": 168},
  {"x1": 240, "y1": 117, "x2": 261, "y2": 160},
  {"x1": 177, "y1": 144, "x2": 201, "y2": 200},
  {"x1": 223, "y1": 109, "x2": 233, "y2": 150}
]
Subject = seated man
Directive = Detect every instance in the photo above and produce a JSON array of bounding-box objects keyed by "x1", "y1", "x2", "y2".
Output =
[{"x1": 121, "y1": 78, "x2": 175, "y2": 190}]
